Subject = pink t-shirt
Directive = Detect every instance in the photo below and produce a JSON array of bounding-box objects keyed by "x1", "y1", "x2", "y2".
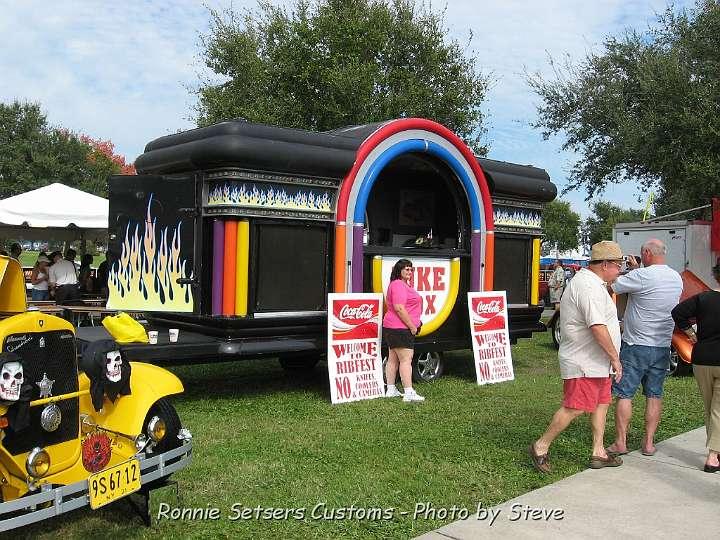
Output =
[{"x1": 383, "y1": 279, "x2": 423, "y2": 329}]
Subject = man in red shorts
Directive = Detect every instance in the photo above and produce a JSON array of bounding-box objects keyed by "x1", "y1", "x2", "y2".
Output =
[{"x1": 529, "y1": 241, "x2": 624, "y2": 473}]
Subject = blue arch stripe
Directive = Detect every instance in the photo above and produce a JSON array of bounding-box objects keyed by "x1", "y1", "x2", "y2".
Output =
[{"x1": 352, "y1": 139, "x2": 482, "y2": 230}]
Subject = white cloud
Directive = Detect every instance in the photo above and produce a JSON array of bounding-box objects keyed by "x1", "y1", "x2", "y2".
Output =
[{"x1": 0, "y1": 0, "x2": 694, "y2": 216}]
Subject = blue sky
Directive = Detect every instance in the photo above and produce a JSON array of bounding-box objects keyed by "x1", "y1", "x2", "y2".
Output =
[{"x1": 0, "y1": 0, "x2": 694, "y2": 217}]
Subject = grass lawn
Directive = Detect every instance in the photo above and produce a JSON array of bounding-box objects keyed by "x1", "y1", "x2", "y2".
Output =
[
  {"x1": 22, "y1": 330, "x2": 704, "y2": 539},
  {"x1": 18, "y1": 250, "x2": 105, "y2": 268}
]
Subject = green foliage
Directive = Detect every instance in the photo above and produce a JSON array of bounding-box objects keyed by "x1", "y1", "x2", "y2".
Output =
[
  {"x1": 195, "y1": 0, "x2": 490, "y2": 153},
  {"x1": 527, "y1": 0, "x2": 720, "y2": 214},
  {"x1": 584, "y1": 201, "x2": 644, "y2": 246},
  {"x1": 0, "y1": 100, "x2": 122, "y2": 198},
  {"x1": 541, "y1": 200, "x2": 580, "y2": 254}
]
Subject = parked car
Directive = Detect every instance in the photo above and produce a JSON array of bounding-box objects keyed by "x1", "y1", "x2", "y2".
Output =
[{"x1": 0, "y1": 255, "x2": 193, "y2": 531}]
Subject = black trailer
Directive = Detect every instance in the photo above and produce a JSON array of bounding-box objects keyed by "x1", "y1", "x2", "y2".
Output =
[{"x1": 101, "y1": 118, "x2": 555, "y2": 379}]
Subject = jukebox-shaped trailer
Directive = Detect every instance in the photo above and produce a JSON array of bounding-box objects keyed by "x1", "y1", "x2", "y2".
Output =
[{"x1": 108, "y1": 118, "x2": 555, "y2": 364}]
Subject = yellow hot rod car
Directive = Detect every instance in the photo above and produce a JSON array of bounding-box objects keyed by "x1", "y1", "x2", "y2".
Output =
[{"x1": 0, "y1": 256, "x2": 192, "y2": 531}]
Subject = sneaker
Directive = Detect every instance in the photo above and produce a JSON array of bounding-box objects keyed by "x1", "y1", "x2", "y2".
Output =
[
  {"x1": 403, "y1": 390, "x2": 425, "y2": 402},
  {"x1": 385, "y1": 386, "x2": 403, "y2": 398}
]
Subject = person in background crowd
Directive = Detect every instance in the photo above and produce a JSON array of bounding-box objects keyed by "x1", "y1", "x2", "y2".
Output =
[
  {"x1": 530, "y1": 241, "x2": 624, "y2": 473},
  {"x1": 548, "y1": 259, "x2": 566, "y2": 309},
  {"x1": 78, "y1": 253, "x2": 95, "y2": 293},
  {"x1": 606, "y1": 239, "x2": 682, "y2": 457},
  {"x1": 9, "y1": 243, "x2": 21, "y2": 260},
  {"x1": 0, "y1": 249, "x2": 8, "y2": 256},
  {"x1": 671, "y1": 262, "x2": 720, "y2": 473},
  {"x1": 96, "y1": 250, "x2": 115, "y2": 298},
  {"x1": 49, "y1": 249, "x2": 80, "y2": 303},
  {"x1": 383, "y1": 258, "x2": 425, "y2": 403},
  {"x1": 30, "y1": 254, "x2": 51, "y2": 300}
]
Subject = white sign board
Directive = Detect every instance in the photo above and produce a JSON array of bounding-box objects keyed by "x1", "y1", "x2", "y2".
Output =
[
  {"x1": 467, "y1": 291, "x2": 514, "y2": 385},
  {"x1": 327, "y1": 293, "x2": 385, "y2": 404}
]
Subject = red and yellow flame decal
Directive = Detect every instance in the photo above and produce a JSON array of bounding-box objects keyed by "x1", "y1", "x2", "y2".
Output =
[
  {"x1": 372, "y1": 256, "x2": 460, "y2": 336},
  {"x1": 108, "y1": 196, "x2": 194, "y2": 311}
]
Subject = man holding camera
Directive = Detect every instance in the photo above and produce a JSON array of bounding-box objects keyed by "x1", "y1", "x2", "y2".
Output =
[{"x1": 607, "y1": 239, "x2": 682, "y2": 456}]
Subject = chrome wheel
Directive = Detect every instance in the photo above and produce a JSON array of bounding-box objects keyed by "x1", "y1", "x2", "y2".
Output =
[{"x1": 412, "y1": 351, "x2": 444, "y2": 382}]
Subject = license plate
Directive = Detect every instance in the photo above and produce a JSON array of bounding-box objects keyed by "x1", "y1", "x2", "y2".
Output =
[{"x1": 88, "y1": 458, "x2": 141, "y2": 509}]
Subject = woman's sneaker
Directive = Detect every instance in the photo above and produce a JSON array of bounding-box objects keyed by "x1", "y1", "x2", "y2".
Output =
[
  {"x1": 403, "y1": 389, "x2": 425, "y2": 402},
  {"x1": 385, "y1": 386, "x2": 403, "y2": 397}
]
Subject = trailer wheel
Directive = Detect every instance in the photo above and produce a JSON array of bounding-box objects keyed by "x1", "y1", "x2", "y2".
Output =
[
  {"x1": 279, "y1": 355, "x2": 320, "y2": 372},
  {"x1": 548, "y1": 313, "x2": 561, "y2": 349},
  {"x1": 412, "y1": 351, "x2": 444, "y2": 382},
  {"x1": 668, "y1": 347, "x2": 691, "y2": 377},
  {"x1": 143, "y1": 398, "x2": 181, "y2": 455}
]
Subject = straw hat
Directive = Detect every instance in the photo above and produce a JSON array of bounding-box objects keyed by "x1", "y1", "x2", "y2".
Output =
[{"x1": 590, "y1": 240, "x2": 623, "y2": 262}]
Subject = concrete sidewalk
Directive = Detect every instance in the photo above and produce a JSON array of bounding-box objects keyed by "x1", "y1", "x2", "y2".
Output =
[{"x1": 416, "y1": 428, "x2": 719, "y2": 539}]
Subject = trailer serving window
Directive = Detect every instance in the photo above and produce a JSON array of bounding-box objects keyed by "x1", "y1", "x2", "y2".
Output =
[
  {"x1": 364, "y1": 153, "x2": 468, "y2": 252},
  {"x1": 493, "y1": 234, "x2": 531, "y2": 304}
]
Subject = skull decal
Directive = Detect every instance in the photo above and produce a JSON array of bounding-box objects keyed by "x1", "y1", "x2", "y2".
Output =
[
  {"x1": 105, "y1": 351, "x2": 122, "y2": 383},
  {"x1": 0, "y1": 361, "x2": 23, "y2": 402}
]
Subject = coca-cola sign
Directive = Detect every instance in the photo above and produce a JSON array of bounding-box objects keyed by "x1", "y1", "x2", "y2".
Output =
[
  {"x1": 474, "y1": 298, "x2": 504, "y2": 316},
  {"x1": 470, "y1": 296, "x2": 506, "y2": 332},
  {"x1": 338, "y1": 303, "x2": 376, "y2": 321},
  {"x1": 331, "y1": 298, "x2": 380, "y2": 340}
]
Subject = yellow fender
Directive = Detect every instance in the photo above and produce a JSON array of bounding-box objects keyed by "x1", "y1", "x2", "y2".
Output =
[{"x1": 79, "y1": 362, "x2": 184, "y2": 436}]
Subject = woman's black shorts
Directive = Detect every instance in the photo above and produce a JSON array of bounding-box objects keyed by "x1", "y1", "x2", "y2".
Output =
[{"x1": 383, "y1": 327, "x2": 414, "y2": 349}]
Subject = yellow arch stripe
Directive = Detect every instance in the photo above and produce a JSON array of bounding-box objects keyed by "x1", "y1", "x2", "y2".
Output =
[{"x1": 372, "y1": 257, "x2": 460, "y2": 337}]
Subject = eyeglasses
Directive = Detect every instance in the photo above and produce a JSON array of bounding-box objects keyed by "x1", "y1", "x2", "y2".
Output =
[{"x1": 606, "y1": 261, "x2": 622, "y2": 270}]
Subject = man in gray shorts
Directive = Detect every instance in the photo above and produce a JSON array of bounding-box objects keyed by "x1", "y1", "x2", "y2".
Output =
[{"x1": 607, "y1": 239, "x2": 682, "y2": 456}]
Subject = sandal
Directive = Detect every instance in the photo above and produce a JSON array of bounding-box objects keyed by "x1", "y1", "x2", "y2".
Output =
[
  {"x1": 528, "y1": 443, "x2": 551, "y2": 473},
  {"x1": 589, "y1": 454, "x2": 623, "y2": 469}
]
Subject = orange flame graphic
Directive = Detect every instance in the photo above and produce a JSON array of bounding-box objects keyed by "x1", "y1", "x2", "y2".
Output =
[{"x1": 108, "y1": 195, "x2": 194, "y2": 311}]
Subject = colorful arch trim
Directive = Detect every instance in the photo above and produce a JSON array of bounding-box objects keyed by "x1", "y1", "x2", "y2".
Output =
[{"x1": 333, "y1": 118, "x2": 494, "y2": 293}]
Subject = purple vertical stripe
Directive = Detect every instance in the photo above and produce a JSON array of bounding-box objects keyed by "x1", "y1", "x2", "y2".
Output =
[
  {"x1": 471, "y1": 232, "x2": 482, "y2": 292},
  {"x1": 212, "y1": 219, "x2": 225, "y2": 315},
  {"x1": 351, "y1": 225, "x2": 365, "y2": 292}
]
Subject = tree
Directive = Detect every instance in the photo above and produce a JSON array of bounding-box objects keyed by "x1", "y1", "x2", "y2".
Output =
[
  {"x1": 541, "y1": 200, "x2": 580, "y2": 255},
  {"x1": 0, "y1": 100, "x2": 133, "y2": 198},
  {"x1": 195, "y1": 0, "x2": 490, "y2": 152},
  {"x1": 527, "y1": 0, "x2": 720, "y2": 214},
  {"x1": 583, "y1": 201, "x2": 644, "y2": 247}
]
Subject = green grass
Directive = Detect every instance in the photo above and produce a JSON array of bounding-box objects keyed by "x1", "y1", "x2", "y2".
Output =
[
  {"x1": 17, "y1": 250, "x2": 105, "y2": 268},
  {"x1": 20, "y1": 331, "x2": 704, "y2": 539}
]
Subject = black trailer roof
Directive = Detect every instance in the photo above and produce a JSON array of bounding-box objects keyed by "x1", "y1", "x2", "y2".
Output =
[{"x1": 135, "y1": 119, "x2": 555, "y2": 202}]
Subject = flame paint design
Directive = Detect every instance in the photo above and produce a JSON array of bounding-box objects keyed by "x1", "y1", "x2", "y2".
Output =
[
  {"x1": 494, "y1": 206, "x2": 542, "y2": 229},
  {"x1": 108, "y1": 195, "x2": 194, "y2": 311},
  {"x1": 208, "y1": 182, "x2": 333, "y2": 213}
]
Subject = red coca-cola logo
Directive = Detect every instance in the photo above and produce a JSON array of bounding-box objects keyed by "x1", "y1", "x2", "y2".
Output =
[
  {"x1": 339, "y1": 303, "x2": 375, "y2": 320},
  {"x1": 332, "y1": 299, "x2": 380, "y2": 341},
  {"x1": 334, "y1": 300, "x2": 379, "y2": 324},
  {"x1": 473, "y1": 297, "x2": 504, "y2": 316}
]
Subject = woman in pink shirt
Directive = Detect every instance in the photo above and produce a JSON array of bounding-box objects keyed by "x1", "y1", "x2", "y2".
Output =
[{"x1": 383, "y1": 259, "x2": 424, "y2": 402}]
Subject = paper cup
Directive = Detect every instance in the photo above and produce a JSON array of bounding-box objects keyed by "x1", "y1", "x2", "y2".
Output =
[
  {"x1": 169, "y1": 328, "x2": 179, "y2": 343},
  {"x1": 148, "y1": 330, "x2": 158, "y2": 344}
]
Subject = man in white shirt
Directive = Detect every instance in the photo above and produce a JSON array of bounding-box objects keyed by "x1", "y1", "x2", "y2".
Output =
[
  {"x1": 607, "y1": 239, "x2": 683, "y2": 456},
  {"x1": 530, "y1": 241, "x2": 624, "y2": 473},
  {"x1": 49, "y1": 249, "x2": 80, "y2": 303}
]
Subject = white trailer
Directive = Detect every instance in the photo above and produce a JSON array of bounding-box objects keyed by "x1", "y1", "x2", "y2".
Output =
[{"x1": 613, "y1": 219, "x2": 717, "y2": 290}]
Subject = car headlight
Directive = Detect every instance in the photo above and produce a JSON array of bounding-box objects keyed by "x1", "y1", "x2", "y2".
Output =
[
  {"x1": 26, "y1": 447, "x2": 51, "y2": 478},
  {"x1": 147, "y1": 416, "x2": 166, "y2": 442}
]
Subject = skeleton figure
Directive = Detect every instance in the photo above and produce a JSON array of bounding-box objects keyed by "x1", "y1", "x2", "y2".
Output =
[
  {"x1": 0, "y1": 361, "x2": 24, "y2": 402},
  {"x1": 105, "y1": 351, "x2": 122, "y2": 383}
]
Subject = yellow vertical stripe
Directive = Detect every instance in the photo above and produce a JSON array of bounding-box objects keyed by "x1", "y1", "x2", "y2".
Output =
[
  {"x1": 235, "y1": 220, "x2": 249, "y2": 316},
  {"x1": 531, "y1": 237, "x2": 541, "y2": 305},
  {"x1": 371, "y1": 256, "x2": 383, "y2": 294}
]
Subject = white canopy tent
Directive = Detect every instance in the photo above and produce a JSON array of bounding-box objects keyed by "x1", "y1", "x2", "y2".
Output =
[{"x1": 0, "y1": 183, "x2": 108, "y2": 242}]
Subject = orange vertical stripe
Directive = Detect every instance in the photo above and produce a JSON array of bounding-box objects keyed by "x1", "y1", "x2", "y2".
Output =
[
  {"x1": 222, "y1": 220, "x2": 237, "y2": 315},
  {"x1": 334, "y1": 224, "x2": 346, "y2": 293},
  {"x1": 483, "y1": 232, "x2": 495, "y2": 291}
]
